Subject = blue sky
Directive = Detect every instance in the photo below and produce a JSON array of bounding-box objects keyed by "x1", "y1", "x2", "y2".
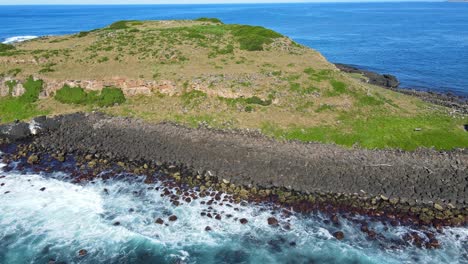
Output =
[{"x1": 0, "y1": 0, "x2": 442, "y2": 5}]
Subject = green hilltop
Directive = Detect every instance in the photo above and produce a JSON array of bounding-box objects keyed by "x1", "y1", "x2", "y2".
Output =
[{"x1": 0, "y1": 19, "x2": 466, "y2": 150}]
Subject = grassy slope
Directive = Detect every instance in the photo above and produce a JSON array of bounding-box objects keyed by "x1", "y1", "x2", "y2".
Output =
[{"x1": 0, "y1": 19, "x2": 466, "y2": 150}]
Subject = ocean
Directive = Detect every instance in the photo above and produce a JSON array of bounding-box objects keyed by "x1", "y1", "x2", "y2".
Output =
[
  {"x1": 0, "y1": 3, "x2": 467, "y2": 96},
  {"x1": 0, "y1": 150, "x2": 467, "y2": 264}
]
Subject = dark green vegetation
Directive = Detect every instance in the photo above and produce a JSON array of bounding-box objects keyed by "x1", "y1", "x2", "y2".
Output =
[
  {"x1": 219, "y1": 95, "x2": 273, "y2": 111},
  {"x1": 228, "y1": 25, "x2": 283, "y2": 51},
  {"x1": 0, "y1": 77, "x2": 47, "y2": 122},
  {"x1": 0, "y1": 43, "x2": 15, "y2": 52},
  {"x1": 54, "y1": 85, "x2": 126, "y2": 107},
  {"x1": 181, "y1": 90, "x2": 208, "y2": 107},
  {"x1": 195, "y1": 17, "x2": 223, "y2": 24}
]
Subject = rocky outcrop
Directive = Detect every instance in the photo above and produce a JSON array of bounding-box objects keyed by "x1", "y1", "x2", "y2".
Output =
[
  {"x1": 334, "y1": 63, "x2": 468, "y2": 114},
  {"x1": 0, "y1": 76, "x2": 179, "y2": 98},
  {"x1": 3, "y1": 113, "x2": 466, "y2": 209},
  {"x1": 0, "y1": 77, "x2": 24, "y2": 97},
  {"x1": 0, "y1": 75, "x2": 265, "y2": 100},
  {"x1": 334, "y1": 63, "x2": 400, "y2": 88}
]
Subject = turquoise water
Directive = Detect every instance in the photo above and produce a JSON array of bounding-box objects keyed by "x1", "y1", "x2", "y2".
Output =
[
  {"x1": 0, "y1": 153, "x2": 467, "y2": 264},
  {"x1": 1, "y1": 3, "x2": 467, "y2": 96}
]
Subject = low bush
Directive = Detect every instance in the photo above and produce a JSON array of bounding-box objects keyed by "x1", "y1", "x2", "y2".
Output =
[
  {"x1": 227, "y1": 25, "x2": 283, "y2": 51},
  {"x1": 245, "y1": 96, "x2": 272, "y2": 106},
  {"x1": 219, "y1": 95, "x2": 272, "y2": 107},
  {"x1": 77, "y1": 31, "x2": 89, "y2": 38},
  {"x1": 109, "y1": 20, "x2": 131, "y2": 30},
  {"x1": 54, "y1": 85, "x2": 88, "y2": 104},
  {"x1": 98, "y1": 87, "x2": 126, "y2": 107},
  {"x1": 54, "y1": 85, "x2": 125, "y2": 107},
  {"x1": 0, "y1": 43, "x2": 15, "y2": 52}
]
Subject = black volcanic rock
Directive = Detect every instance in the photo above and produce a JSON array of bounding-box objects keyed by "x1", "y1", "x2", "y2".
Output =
[{"x1": 335, "y1": 63, "x2": 400, "y2": 88}]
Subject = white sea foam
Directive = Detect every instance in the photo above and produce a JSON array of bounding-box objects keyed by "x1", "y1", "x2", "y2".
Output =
[
  {"x1": 2, "y1": 36, "x2": 38, "y2": 44},
  {"x1": 0, "y1": 168, "x2": 466, "y2": 263}
]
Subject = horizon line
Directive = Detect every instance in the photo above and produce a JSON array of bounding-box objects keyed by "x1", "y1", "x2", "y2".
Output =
[{"x1": 0, "y1": 1, "x2": 446, "y2": 6}]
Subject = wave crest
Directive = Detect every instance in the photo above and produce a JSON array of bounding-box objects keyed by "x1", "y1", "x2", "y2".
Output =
[{"x1": 2, "y1": 35, "x2": 38, "y2": 44}]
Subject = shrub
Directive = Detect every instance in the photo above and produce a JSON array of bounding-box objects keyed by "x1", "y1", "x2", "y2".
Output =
[
  {"x1": 97, "y1": 56, "x2": 109, "y2": 63},
  {"x1": 245, "y1": 96, "x2": 272, "y2": 106},
  {"x1": 7, "y1": 68, "x2": 21, "y2": 77},
  {"x1": 195, "y1": 18, "x2": 223, "y2": 24},
  {"x1": 0, "y1": 43, "x2": 15, "y2": 52},
  {"x1": 97, "y1": 87, "x2": 126, "y2": 107},
  {"x1": 54, "y1": 85, "x2": 125, "y2": 107},
  {"x1": 109, "y1": 20, "x2": 130, "y2": 30},
  {"x1": 77, "y1": 31, "x2": 89, "y2": 38},
  {"x1": 19, "y1": 76, "x2": 43, "y2": 103},
  {"x1": 54, "y1": 85, "x2": 88, "y2": 104},
  {"x1": 38, "y1": 63, "x2": 56, "y2": 74},
  {"x1": 228, "y1": 25, "x2": 283, "y2": 51}
]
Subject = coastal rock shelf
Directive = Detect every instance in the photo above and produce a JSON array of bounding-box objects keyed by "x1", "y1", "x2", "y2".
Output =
[{"x1": 1, "y1": 113, "x2": 466, "y2": 227}]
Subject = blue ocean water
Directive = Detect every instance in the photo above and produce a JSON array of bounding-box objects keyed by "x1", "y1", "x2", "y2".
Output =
[{"x1": 0, "y1": 3, "x2": 468, "y2": 96}]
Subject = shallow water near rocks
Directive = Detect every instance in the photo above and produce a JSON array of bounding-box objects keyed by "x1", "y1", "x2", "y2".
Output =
[{"x1": 0, "y1": 153, "x2": 467, "y2": 264}]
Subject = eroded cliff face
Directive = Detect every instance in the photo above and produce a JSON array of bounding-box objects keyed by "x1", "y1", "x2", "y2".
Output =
[
  {"x1": 0, "y1": 76, "x2": 178, "y2": 98},
  {"x1": 0, "y1": 77, "x2": 25, "y2": 97},
  {"x1": 0, "y1": 75, "x2": 266, "y2": 100}
]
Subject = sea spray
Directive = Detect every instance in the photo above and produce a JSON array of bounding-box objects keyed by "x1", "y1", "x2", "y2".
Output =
[
  {"x1": 0, "y1": 154, "x2": 467, "y2": 263},
  {"x1": 1, "y1": 36, "x2": 38, "y2": 44}
]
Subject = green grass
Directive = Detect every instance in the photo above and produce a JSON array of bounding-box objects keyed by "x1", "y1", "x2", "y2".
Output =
[
  {"x1": 0, "y1": 76, "x2": 47, "y2": 123},
  {"x1": 330, "y1": 80, "x2": 347, "y2": 94},
  {"x1": 262, "y1": 112, "x2": 468, "y2": 150},
  {"x1": 0, "y1": 98, "x2": 48, "y2": 123},
  {"x1": 19, "y1": 77, "x2": 43, "y2": 103}
]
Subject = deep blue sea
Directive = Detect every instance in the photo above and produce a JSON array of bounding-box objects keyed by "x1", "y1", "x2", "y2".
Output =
[{"x1": 1, "y1": 3, "x2": 467, "y2": 96}]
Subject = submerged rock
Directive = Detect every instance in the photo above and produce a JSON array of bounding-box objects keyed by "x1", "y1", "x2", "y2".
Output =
[
  {"x1": 333, "y1": 231, "x2": 345, "y2": 240},
  {"x1": 27, "y1": 154, "x2": 39, "y2": 165},
  {"x1": 267, "y1": 217, "x2": 279, "y2": 226},
  {"x1": 78, "y1": 249, "x2": 88, "y2": 257}
]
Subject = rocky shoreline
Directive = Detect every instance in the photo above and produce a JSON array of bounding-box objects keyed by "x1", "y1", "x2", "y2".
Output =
[
  {"x1": 1, "y1": 112, "x2": 467, "y2": 232},
  {"x1": 334, "y1": 63, "x2": 468, "y2": 114}
]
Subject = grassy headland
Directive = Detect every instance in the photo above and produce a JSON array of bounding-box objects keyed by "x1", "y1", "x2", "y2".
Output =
[{"x1": 0, "y1": 19, "x2": 466, "y2": 150}]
